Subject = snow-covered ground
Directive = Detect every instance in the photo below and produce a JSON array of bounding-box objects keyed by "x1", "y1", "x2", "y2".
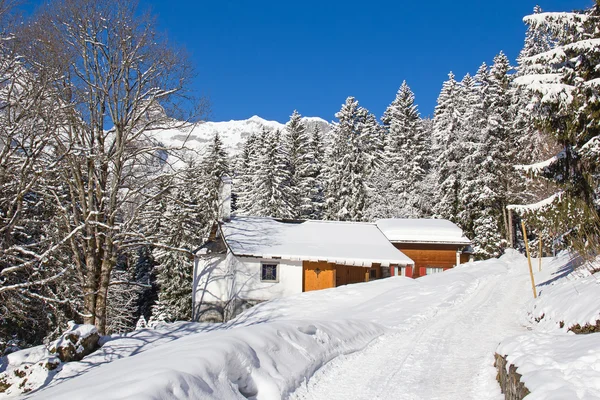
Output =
[
  {"x1": 1, "y1": 250, "x2": 598, "y2": 399},
  {"x1": 496, "y1": 255, "x2": 600, "y2": 400}
]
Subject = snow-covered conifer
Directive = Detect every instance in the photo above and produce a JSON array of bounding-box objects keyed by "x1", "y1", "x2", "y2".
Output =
[
  {"x1": 432, "y1": 73, "x2": 464, "y2": 222},
  {"x1": 283, "y1": 110, "x2": 313, "y2": 218},
  {"x1": 368, "y1": 82, "x2": 430, "y2": 219},
  {"x1": 252, "y1": 129, "x2": 294, "y2": 218},
  {"x1": 304, "y1": 126, "x2": 326, "y2": 219},
  {"x1": 234, "y1": 133, "x2": 259, "y2": 215},
  {"x1": 324, "y1": 97, "x2": 369, "y2": 221},
  {"x1": 512, "y1": 3, "x2": 600, "y2": 258}
]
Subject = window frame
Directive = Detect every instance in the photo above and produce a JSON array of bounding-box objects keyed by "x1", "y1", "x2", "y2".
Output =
[
  {"x1": 425, "y1": 266, "x2": 444, "y2": 275},
  {"x1": 260, "y1": 262, "x2": 279, "y2": 283}
]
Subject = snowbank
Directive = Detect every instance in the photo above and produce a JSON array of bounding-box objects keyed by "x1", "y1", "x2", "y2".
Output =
[
  {"x1": 496, "y1": 254, "x2": 600, "y2": 399},
  {"x1": 528, "y1": 258, "x2": 600, "y2": 331},
  {"x1": 497, "y1": 333, "x2": 600, "y2": 400},
  {"x1": 29, "y1": 320, "x2": 383, "y2": 400}
]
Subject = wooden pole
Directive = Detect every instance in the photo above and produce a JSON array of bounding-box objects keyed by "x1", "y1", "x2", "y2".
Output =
[
  {"x1": 521, "y1": 221, "x2": 537, "y2": 299},
  {"x1": 508, "y1": 209, "x2": 514, "y2": 248},
  {"x1": 538, "y1": 237, "x2": 543, "y2": 272}
]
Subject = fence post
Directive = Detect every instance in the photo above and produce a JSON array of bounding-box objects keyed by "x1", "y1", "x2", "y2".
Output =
[{"x1": 522, "y1": 221, "x2": 537, "y2": 299}]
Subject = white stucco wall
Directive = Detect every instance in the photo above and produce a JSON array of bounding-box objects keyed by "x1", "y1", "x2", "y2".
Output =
[{"x1": 193, "y1": 252, "x2": 303, "y2": 307}]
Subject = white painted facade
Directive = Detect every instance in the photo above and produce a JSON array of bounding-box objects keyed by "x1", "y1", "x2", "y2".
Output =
[{"x1": 193, "y1": 252, "x2": 303, "y2": 309}]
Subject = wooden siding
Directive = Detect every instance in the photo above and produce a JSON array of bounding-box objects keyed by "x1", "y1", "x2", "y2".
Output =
[
  {"x1": 392, "y1": 243, "x2": 462, "y2": 278},
  {"x1": 303, "y1": 261, "x2": 370, "y2": 292},
  {"x1": 336, "y1": 264, "x2": 370, "y2": 287}
]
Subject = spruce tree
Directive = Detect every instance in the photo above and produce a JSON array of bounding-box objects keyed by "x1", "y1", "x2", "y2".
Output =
[
  {"x1": 514, "y1": 3, "x2": 600, "y2": 258},
  {"x1": 202, "y1": 132, "x2": 230, "y2": 223},
  {"x1": 234, "y1": 133, "x2": 259, "y2": 215},
  {"x1": 284, "y1": 110, "x2": 312, "y2": 218},
  {"x1": 252, "y1": 129, "x2": 294, "y2": 218},
  {"x1": 305, "y1": 126, "x2": 326, "y2": 219},
  {"x1": 433, "y1": 73, "x2": 464, "y2": 222},
  {"x1": 148, "y1": 159, "x2": 206, "y2": 324},
  {"x1": 476, "y1": 52, "x2": 515, "y2": 256},
  {"x1": 324, "y1": 97, "x2": 369, "y2": 221},
  {"x1": 456, "y1": 73, "x2": 484, "y2": 240},
  {"x1": 368, "y1": 82, "x2": 430, "y2": 219}
]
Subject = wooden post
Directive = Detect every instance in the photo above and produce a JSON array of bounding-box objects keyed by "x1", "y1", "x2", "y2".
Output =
[
  {"x1": 521, "y1": 221, "x2": 537, "y2": 299},
  {"x1": 508, "y1": 209, "x2": 514, "y2": 248},
  {"x1": 538, "y1": 237, "x2": 543, "y2": 272}
]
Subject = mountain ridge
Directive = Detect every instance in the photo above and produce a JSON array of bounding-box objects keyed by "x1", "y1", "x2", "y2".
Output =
[{"x1": 149, "y1": 115, "x2": 332, "y2": 157}]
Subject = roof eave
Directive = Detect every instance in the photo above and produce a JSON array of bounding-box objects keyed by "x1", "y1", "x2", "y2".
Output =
[
  {"x1": 390, "y1": 240, "x2": 472, "y2": 246},
  {"x1": 230, "y1": 252, "x2": 413, "y2": 267}
]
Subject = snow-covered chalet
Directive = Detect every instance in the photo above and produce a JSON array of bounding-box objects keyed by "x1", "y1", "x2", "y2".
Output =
[{"x1": 192, "y1": 179, "x2": 471, "y2": 321}]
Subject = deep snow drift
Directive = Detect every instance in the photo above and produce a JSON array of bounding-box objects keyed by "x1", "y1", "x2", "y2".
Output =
[{"x1": 1, "y1": 251, "x2": 598, "y2": 399}]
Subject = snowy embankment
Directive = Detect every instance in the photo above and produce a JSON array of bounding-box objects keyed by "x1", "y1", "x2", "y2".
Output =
[
  {"x1": 2, "y1": 256, "x2": 504, "y2": 399},
  {"x1": 1, "y1": 251, "x2": 598, "y2": 399},
  {"x1": 496, "y1": 255, "x2": 600, "y2": 400}
]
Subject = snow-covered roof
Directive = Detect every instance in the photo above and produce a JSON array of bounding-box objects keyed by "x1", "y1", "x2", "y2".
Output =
[
  {"x1": 220, "y1": 217, "x2": 414, "y2": 267},
  {"x1": 376, "y1": 219, "x2": 471, "y2": 245}
]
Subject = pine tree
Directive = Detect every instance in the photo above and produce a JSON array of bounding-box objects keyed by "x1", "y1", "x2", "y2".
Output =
[
  {"x1": 305, "y1": 125, "x2": 326, "y2": 219},
  {"x1": 252, "y1": 129, "x2": 294, "y2": 218},
  {"x1": 147, "y1": 159, "x2": 207, "y2": 324},
  {"x1": 283, "y1": 110, "x2": 313, "y2": 218},
  {"x1": 368, "y1": 82, "x2": 430, "y2": 219},
  {"x1": 475, "y1": 52, "x2": 515, "y2": 256},
  {"x1": 202, "y1": 132, "x2": 230, "y2": 223},
  {"x1": 106, "y1": 253, "x2": 142, "y2": 334},
  {"x1": 513, "y1": 3, "x2": 600, "y2": 258},
  {"x1": 359, "y1": 111, "x2": 385, "y2": 176},
  {"x1": 433, "y1": 73, "x2": 464, "y2": 222},
  {"x1": 234, "y1": 133, "x2": 259, "y2": 215},
  {"x1": 134, "y1": 246, "x2": 158, "y2": 322},
  {"x1": 511, "y1": 5, "x2": 559, "y2": 209},
  {"x1": 456, "y1": 73, "x2": 485, "y2": 239},
  {"x1": 324, "y1": 97, "x2": 369, "y2": 221}
]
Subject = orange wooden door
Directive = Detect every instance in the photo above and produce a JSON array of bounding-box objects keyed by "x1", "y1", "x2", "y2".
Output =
[
  {"x1": 303, "y1": 261, "x2": 336, "y2": 292},
  {"x1": 336, "y1": 265, "x2": 348, "y2": 287},
  {"x1": 334, "y1": 265, "x2": 369, "y2": 286}
]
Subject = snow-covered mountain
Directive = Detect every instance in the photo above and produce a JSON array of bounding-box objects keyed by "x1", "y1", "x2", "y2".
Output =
[{"x1": 148, "y1": 115, "x2": 332, "y2": 156}]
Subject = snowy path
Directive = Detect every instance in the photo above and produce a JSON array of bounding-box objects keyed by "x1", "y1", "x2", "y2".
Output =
[{"x1": 290, "y1": 260, "x2": 529, "y2": 400}]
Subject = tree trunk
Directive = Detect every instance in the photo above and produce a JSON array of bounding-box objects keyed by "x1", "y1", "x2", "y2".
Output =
[
  {"x1": 94, "y1": 244, "x2": 118, "y2": 335},
  {"x1": 83, "y1": 253, "x2": 100, "y2": 326}
]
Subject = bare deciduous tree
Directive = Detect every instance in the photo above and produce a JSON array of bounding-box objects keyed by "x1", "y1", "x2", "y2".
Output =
[{"x1": 7, "y1": 0, "x2": 203, "y2": 334}]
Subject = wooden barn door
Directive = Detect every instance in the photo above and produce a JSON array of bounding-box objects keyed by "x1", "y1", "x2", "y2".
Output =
[
  {"x1": 303, "y1": 261, "x2": 336, "y2": 292},
  {"x1": 335, "y1": 265, "x2": 369, "y2": 287}
]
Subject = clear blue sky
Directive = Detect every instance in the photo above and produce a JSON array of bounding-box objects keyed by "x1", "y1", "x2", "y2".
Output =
[{"x1": 22, "y1": 0, "x2": 591, "y2": 122}]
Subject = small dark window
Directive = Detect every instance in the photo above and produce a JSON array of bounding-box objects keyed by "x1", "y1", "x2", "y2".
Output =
[{"x1": 261, "y1": 263, "x2": 278, "y2": 282}]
